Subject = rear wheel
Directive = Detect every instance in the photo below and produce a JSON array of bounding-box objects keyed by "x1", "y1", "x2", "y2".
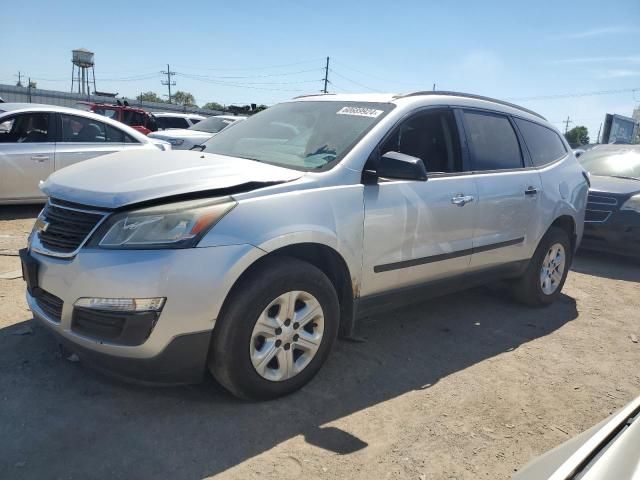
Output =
[
  {"x1": 209, "y1": 257, "x2": 339, "y2": 400},
  {"x1": 512, "y1": 227, "x2": 572, "y2": 307}
]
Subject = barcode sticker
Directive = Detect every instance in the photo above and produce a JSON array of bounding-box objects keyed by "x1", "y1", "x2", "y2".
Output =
[{"x1": 336, "y1": 107, "x2": 384, "y2": 118}]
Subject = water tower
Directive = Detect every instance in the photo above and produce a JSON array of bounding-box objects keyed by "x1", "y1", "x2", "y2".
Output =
[{"x1": 71, "y1": 48, "x2": 96, "y2": 95}]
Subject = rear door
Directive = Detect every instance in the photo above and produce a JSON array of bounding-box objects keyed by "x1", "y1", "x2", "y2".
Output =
[
  {"x1": 0, "y1": 112, "x2": 55, "y2": 201},
  {"x1": 459, "y1": 109, "x2": 542, "y2": 270},
  {"x1": 54, "y1": 113, "x2": 134, "y2": 170}
]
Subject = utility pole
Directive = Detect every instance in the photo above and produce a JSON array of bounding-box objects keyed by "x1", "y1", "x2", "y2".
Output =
[
  {"x1": 28, "y1": 77, "x2": 32, "y2": 102},
  {"x1": 433, "y1": 83, "x2": 436, "y2": 91},
  {"x1": 15, "y1": 71, "x2": 23, "y2": 87},
  {"x1": 161, "y1": 64, "x2": 176, "y2": 103},
  {"x1": 596, "y1": 122, "x2": 602, "y2": 144},
  {"x1": 322, "y1": 57, "x2": 330, "y2": 94},
  {"x1": 563, "y1": 116, "x2": 573, "y2": 134}
]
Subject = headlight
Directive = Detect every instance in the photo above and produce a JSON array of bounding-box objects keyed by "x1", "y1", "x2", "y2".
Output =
[
  {"x1": 92, "y1": 198, "x2": 236, "y2": 249},
  {"x1": 168, "y1": 138, "x2": 184, "y2": 146},
  {"x1": 621, "y1": 194, "x2": 640, "y2": 213}
]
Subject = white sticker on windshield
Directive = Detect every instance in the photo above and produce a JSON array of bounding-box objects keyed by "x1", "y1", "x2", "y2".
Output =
[{"x1": 336, "y1": 106, "x2": 384, "y2": 118}]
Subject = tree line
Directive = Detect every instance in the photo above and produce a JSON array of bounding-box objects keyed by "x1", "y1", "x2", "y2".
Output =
[{"x1": 135, "y1": 91, "x2": 266, "y2": 113}]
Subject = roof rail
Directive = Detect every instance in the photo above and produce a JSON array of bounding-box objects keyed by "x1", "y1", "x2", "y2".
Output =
[
  {"x1": 395, "y1": 91, "x2": 546, "y2": 120},
  {"x1": 292, "y1": 92, "x2": 337, "y2": 100}
]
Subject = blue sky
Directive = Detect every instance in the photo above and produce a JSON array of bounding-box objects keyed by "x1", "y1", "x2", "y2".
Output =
[{"x1": 2, "y1": 0, "x2": 639, "y2": 138}]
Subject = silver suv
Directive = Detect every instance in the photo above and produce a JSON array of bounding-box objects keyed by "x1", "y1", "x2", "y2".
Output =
[{"x1": 21, "y1": 92, "x2": 588, "y2": 399}]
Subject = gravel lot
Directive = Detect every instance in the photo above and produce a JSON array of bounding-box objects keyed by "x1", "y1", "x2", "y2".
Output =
[{"x1": 0, "y1": 205, "x2": 638, "y2": 480}]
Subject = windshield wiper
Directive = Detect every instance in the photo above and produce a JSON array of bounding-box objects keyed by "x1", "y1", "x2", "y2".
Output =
[{"x1": 610, "y1": 175, "x2": 640, "y2": 181}]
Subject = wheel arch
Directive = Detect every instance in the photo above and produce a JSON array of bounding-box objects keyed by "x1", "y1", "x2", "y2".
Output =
[
  {"x1": 549, "y1": 215, "x2": 577, "y2": 253},
  {"x1": 217, "y1": 242, "x2": 356, "y2": 338}
]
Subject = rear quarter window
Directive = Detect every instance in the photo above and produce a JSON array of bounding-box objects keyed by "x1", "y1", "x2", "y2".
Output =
[{"x1": 514, "y1": 118, "x2": 567, "y2": 167}]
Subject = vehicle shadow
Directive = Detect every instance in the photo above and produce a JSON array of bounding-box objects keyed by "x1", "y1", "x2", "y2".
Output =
[
  {"x1": 0, "y1": 285, "x2": 578, "y2": 480},
  {"x1": 572, "y1": 250, "x2": 640, "y2": 282}
]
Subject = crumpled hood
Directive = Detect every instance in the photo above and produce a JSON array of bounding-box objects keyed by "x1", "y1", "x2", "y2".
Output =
[{"x1": 41, "y1": 150, "x2": 303, "y2": 208}]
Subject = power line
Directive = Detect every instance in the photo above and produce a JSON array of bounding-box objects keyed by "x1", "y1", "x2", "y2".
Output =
[
  {"x1": 175, "y1": 68, "x2": 323, "y2": 81},
  {"x1": 509, "y1": 88, "x2": 639, "y2": 102},
  {"x1": 328, "y1": 68, "x2": 380, "y2": 92},
  {"x1": 331, "y1": 59, "x2": 425, "y2": 87},
  {"x1": 171, "y1": 58, "x2": 324, "y2": 72}
]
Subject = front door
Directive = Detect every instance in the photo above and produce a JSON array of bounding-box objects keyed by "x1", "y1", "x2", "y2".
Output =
[
  {"x1": 361, "y1": 108, "x2": 478, "y2": 297},
  {"x1": 0, "y1": 112, "x2": 55, "y2": 202}
]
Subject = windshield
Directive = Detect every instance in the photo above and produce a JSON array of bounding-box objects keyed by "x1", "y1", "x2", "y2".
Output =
[
  {"x1": 201, "y1": 101, "x2": 394, "y2": 170},
  {"x1": 579, "y1": 146, "x2": 640, "y2": 179},
  {"x1": 189, "y1": 116, "x2": 236, "y2": 133}
]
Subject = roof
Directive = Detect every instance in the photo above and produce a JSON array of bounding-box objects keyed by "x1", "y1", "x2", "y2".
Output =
[{"x1": 292, "y1": 91, "x2": 546, "y2": 121}]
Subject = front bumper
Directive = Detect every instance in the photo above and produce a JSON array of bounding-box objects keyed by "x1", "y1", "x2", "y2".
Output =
[
  {"x1": 26, "y1": 243, "x2": 265, "y2": 383},
  {"x1": 581, "y1": 211, "x2": 640, "y2": 257}
]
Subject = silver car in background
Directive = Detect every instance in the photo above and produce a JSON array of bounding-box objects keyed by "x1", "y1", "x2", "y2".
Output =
[
  {"x1": 22, "y1": 92, "x2": 588, "y2": 400},
  {"x1": 515, "y1": 395, "x2": 640, "y2": 479},
  {"x1": 148, "y1": 114, "x2": 244, "y2": 149},
  {"x1": 0, "y1": 103, "x2": 169, "y2": 204}
]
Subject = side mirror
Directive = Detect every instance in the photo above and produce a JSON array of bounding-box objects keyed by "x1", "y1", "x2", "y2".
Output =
[{"x1": 375, "y1": 151, "x2": 427, "y2": 181}]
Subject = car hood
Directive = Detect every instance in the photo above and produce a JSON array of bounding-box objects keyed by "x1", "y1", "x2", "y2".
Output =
[
  {"x1": 149, "y1": 129, "x2": 212, "y2": 140},
  {"x1": 589, "y1": 175, "x2": 640, "y2": 196},
  {"x1": 40, "y1": 150, "x2": 303, "y2": 209}
]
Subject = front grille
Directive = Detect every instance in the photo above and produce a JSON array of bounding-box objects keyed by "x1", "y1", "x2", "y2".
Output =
[
  {"x1": 37, "y1": 200, "x2": 107, "y2": 254},
  {"x1": 587, "y1": 194, "x2": 618, "y2": 206},
  {"x1": 35, "y1": 290, "x2": 63, "y2": 322},
  {"x1": 585, "y1": 194, "x2": 618, "y2": 223}
]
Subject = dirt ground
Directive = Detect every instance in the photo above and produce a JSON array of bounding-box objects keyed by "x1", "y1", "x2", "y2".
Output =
[{"x1": 0, "y1": 205, "x2": 638, "y2": 480}]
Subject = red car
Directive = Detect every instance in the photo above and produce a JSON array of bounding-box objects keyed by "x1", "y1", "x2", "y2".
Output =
[{"x1": 77, "y1": 101, "x2": 157, "y2": 135}]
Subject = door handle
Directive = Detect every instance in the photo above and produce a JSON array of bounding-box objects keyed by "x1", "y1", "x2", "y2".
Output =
[
  {"x1": 31, "y1": 155, "x2": 49, "y2": 162},
  {"x1": 524, "y1": 186, "x2": 538, "y2": 196},
  {"x1": 451, "y1": 194, "x2": 474, "y2": 206}
]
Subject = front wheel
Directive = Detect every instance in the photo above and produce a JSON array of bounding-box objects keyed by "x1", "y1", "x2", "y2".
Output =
[
  {"x1": 512, "y1": 227, "x2": 572, "y2": 307},
  {"x1": 209, "y1": 257, "x2": 339, "y2": 400}
]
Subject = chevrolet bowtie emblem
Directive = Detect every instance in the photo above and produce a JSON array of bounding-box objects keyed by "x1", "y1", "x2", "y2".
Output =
[{"x1": 34, "y1": 217, "x2": 50, "y2": 233}]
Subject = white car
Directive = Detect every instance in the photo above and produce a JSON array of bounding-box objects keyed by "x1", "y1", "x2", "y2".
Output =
[
  {"x1": 152, "y1": 112, "x2": 206, "y2": 130},
  {"x1": 0, "y1": 103, "x2": 170, "y2": 204},
  {"x1": 148, "y1": 114, "x2": 244, "y2": 150}
]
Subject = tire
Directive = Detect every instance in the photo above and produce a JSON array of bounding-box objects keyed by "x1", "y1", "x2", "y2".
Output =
[
  {"x1": 512, "y1": 227, "x2": 572, "y2": 307},
  {"x1": 209, "y1": 256, "x2": 340, "y2": 400}
]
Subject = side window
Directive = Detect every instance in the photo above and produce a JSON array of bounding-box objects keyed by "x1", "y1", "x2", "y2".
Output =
[
  {"x1": 514, "y1": 118, "x2": 567, "y2": 167},
  {"x1": 157, "y1": 117, "x2": 189, "y2": 129},
  {"x1": 380, "y1": 109, "x2": 462, "y2": 173},
  {"x1": 0, "y1": 113, "x2": 50, "y2": 143},
  {"x1": 190, "y1": 118, "x2": 201, "y2": 125},
  {"x1": 122, "y1": 110, "x2": 145, "y2": 126},
  {"x1": 104, "y1": 124, "x2": 126, "y2": 142},
  {"x1": 123, "y1": 133, "x2": 138, "y2": 143},
  {"x1": 0, "y1": 118, "x2": 15, "y2": 137},
  {"x1": 60, "y1": 114, "x2": 110, "y2": 143},
  {"x1": 463, "y1": 110, "x2": 523, "y2": 170}
]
